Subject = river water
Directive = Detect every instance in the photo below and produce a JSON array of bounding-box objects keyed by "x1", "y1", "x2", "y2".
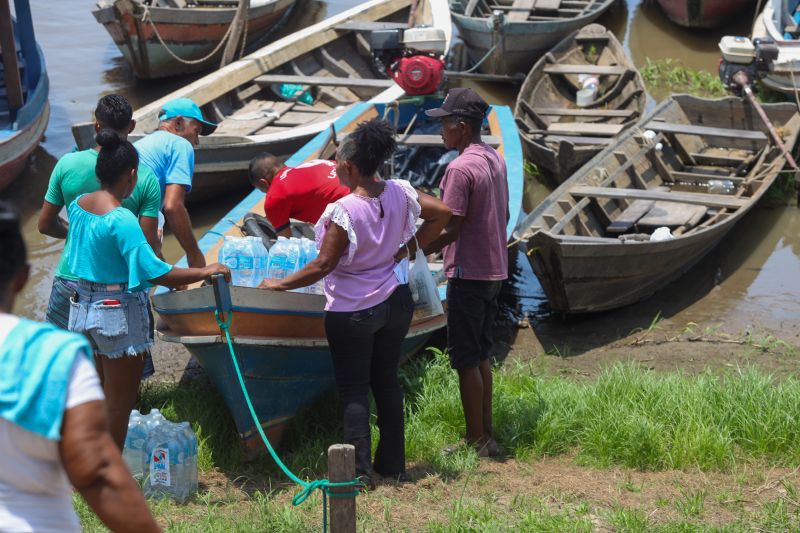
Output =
[{"x1": 3, "y1": 0, "x2": 799, "y2": 349}]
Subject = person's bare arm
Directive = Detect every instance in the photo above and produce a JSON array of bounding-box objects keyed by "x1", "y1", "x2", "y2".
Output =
[
  {"x1": 162, "y1": 184, "x2": 204, "y2": 268},
  {"x1": 139, "y1": 216, "x2": 163, "y2": 259},
  {"x1": 260, "y1": 224, "x2": 348, "y2": 291},
  {"x1": 152, "y1": 263, "x2": 230, "y2": 289},
  {"x1": 421, "y1": 214, "x2": 465, "y2": 256},
  {"x1": 60, "y1": 401, "x2": 161, "y2": 533},
  {"x1": 396, "y1": 191, "x2": 451, "y2": 260},
  {"x1": 38, "y1": 201, "x2": 69, "y2": 239}
]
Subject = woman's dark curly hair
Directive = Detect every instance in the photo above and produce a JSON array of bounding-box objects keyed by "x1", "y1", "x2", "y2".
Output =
[{"x1": 337, "y1": 118, "x2": 397, "y2": 176}]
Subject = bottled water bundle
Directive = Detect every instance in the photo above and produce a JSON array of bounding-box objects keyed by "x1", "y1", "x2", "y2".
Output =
[
  {"x1": 123, "y1": 409, "x2": 198, "y2": 503},
  {"x1": 218, "y1": 235, "x2": 269, "y2": 288},
  {"x1": 266, "y1": 236, "x2": 324, "y2": 295}
]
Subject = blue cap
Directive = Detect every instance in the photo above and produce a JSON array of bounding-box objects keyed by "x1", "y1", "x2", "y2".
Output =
[{"x1": 158, "y1": 98, "x2": 217, "y2": 135}]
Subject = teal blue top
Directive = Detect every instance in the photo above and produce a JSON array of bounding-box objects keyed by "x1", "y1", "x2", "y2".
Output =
[
  {"x1": 65, "y1": 196, "x2": 172, "y2": 292},
  {"x1": 0, "y1": 318, "x2": 92, "y2": 440}
]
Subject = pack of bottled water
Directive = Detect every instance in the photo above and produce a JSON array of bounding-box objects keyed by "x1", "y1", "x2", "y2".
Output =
[
  {"x1": 123, "y1": 409, "x2": 198, "y2": 503},
  {"x1": 266, "y1": 236, "x2": 324, "y2": 295},
  {"x1": 218, "y1": 235, "x2": 269, "y2": 287}
]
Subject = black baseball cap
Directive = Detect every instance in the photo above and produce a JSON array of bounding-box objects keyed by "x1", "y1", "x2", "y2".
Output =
[{"x1": 425, "y1": 88, "x2": 489, "y2": 120}]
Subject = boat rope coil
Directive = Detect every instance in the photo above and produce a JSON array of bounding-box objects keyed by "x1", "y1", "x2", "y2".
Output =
[
  {"x1": 140, "y1": 5, "x2": 239, "y2": 66},
  {"x1": 214, "y1": 309, "x2": 361, "y2": 532}
]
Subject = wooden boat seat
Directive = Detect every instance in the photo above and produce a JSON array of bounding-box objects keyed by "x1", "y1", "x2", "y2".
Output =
[
  {"x1": 254, "y1": 74, "x2": 394, "y2": 90},
  {"x1": 334, "y1": 21, "x2": 408, "y2": 32},
  {"x1": 543, "y1": 64, "x2": 629, "y2": 76},
  {"x1": 637, "y1": 202, "x2": 707, "y2": 229},
  {"x1": 536, "y1": 107, "x2": 635, "y2": 119},
  {"x1": 396, "y1": 134, "x2": 501, "y2": 147},
  {"x1": 645, "y1": 122, "x2": 768, "y2": 142},
  {"x1": 546, "y1": 122, "x2": 625, "y2": 137},
  {"x1": 606, "y1": 200, "x2": 654, "y2": 234},
  {"x1": 570, "y1": 186, "x2": 749, "y2": 210}
]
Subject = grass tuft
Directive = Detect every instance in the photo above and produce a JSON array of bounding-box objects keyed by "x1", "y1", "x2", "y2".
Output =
[{"x1": 640, "y1": 59, "x2": 727, "y2": 100}]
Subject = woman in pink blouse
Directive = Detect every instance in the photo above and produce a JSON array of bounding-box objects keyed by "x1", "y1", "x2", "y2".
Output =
[{"x1": 261, "y1": 118, "x2": 451, "y2": 486}]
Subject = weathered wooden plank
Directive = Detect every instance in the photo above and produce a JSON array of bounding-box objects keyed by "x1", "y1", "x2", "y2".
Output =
[
  {"x1": 543, "y1": 64, "x2": 629, "y2": 76},
  {"x1": 606, "y1": 200, "x2": 654, "y2": 234},
  {"x1": 689, "y1": 152, "x2": 747, "y2": 166},
  {"x1": 536, "y1": 107, "x2": 634, "y2": 118},
  {"x1": 396, "y1": 134, "x2": 501, "y2": 146},
  {"x1": 254, "y1": 74, "x2": 394, "y2": 89},
  {"x1": 638, "y1": 201, "x2": 707, "y2": 228},
  {"x1": 334, "y1": 21, "x2": 408, "y2": 31},
  {"x1": 570, "y1": 186, "x2": 749, "y2": 209},
  {"x1": 546, "y1": 122, "x2": 625, "y2": 137},
  {"x1": 671, "y1": 171, "x2": 744, "y2": 184},
  {"x1": 541, "y1": 134, "x2": 614, "y2": 145},
  {"x1": 536, "y1": 0, "x2": 562, "y2": 9},
  {"x1": 508, "y1": 0, "x2": 536, "y2": 22},
  {"x1": 645, "y1": 122, "x2": 768, "y2": 141}
]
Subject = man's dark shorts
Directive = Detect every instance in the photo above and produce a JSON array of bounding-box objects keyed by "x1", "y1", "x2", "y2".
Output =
[{"x1": 446, "y1": 278, "x2": 503, "y2": 371}]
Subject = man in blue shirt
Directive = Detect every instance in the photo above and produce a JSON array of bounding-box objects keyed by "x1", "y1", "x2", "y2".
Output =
[{"x1": 135, "y1": 98, "x2": 216, "y2": 268}]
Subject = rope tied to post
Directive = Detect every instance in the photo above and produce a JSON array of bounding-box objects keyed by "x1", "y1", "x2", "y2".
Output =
[{"x1": 213, "y1": 304, "x2": 361, "y2": 532}]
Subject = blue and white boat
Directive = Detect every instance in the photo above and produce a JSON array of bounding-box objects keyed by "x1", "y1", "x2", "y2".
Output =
[
  {"x1": 0, "y1": 0, "x2": 49, "y2": 191},
  {"x1": 152, "y1": 96, "x2": 524, "y2": 455}
]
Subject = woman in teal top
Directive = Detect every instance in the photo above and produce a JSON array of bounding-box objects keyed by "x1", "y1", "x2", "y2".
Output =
[{"x1": 66, "y1": 129, "x2": 229, "y2": 449}]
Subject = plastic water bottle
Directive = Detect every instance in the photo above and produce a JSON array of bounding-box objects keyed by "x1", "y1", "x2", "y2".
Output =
[
  {"x1": 219, "y1": 236, "x2": 257, "y2": 287},
  {"x1": 707, "y1": 179, "x2": 736, "y2": 195},
  {"x1": 146, "y1": 409, "x2": 165, "y2": 431},
  {"x1": 247, "y1": 236, "x2": 269, "y2": 287},
  {"x1": 144, "y1": 422, "x2": 184, "y2": 501},
  {"x1": 179, "y1": 422, "x2": 198, "y2": 497},
  {"x1": 123, "y1": 411, "x2": 148, "y2": 480},
  {"x1": 267, "y1": 236, "x2": 293, "y2": 280}
]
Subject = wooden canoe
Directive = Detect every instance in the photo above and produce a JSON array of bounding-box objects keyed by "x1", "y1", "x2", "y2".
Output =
[
  {"x1": 151, "y1": 96, "x2": 524, "y2": 453},
  {"x1": 73, "y1": 0, "x2": 452, "y2": 203},
  {"x1": 514, "y1": 23, "x2": 646, "y2": 185},
  {"x1": 93, "y1": 0, "x2": 297, "y2": 79},
  {"x1": 0, "y1": 0, "x2": 49, "y2": 192},
  {"x1": 656, "y1": 0, "x2": 756, "y2": 28},
  {"x1": 512, "y1": 94, "x2": 800, "y2": 314},
  {"x1": 448, "y1": 0, "x2": 615, "y2": 76}
]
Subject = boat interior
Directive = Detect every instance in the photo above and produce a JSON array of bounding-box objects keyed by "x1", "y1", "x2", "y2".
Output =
[
  {"x1": 455, "y1": 0, "x2": 605, "y2": 21},
  {"x1": 523, "y1": 98, "x2": 798, "y2": 241},
  {"x1": 516, "y1": 26, "x2": 644, "y2": 145},
  {"x1": 133, "y1": 0, "x2": 276, "y2": 8},
  {"x1": 204, "y1": 19, "x2": 409, "y2": 140},
  {"x1": 778, "y1": 0, "x2": 800, "y2": 38}
]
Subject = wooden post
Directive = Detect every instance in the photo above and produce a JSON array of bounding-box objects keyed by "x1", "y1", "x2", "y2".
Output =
[
  {"x1": 220, "y1": 0, "x2": 249, "y2": 68},
  {"x1": 0, "y1": 0, "x2": 24, "y2": 112},
  {"x1": 327, "y1": 444, "x2": 356, "y2": 533}
]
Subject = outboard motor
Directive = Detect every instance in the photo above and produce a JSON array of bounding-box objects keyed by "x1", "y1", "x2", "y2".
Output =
[
  {"x1": 718, "y1": 36, "x2": 779, "y2": 95},
  {"x1": 371, "y1": 27, "x2": 447, "y2": 96}
]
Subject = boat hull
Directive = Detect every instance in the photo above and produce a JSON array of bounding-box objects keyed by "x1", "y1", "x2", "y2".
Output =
[
  {"x1": 752, "y1": 4, "x2": 800, "y2": 94},
  {"x1": 449, "y1": 0, "x2": 615, "y2": 75},
  {"x1": 93, "y1": 0, "x2": 296, "y2": 79},
  {"x1": 656, "y1": 0, "x2": 755, "y2": 28},
  {"x1": 0, "y1": 47, "x2": 49, "y2": 191},
  {"x1": 514, "y1": 94, "x2": 800, "y2": 313}
]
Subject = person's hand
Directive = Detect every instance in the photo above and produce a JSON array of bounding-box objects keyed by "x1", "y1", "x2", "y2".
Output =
[
  {"x1": 203, "y1": 262, "x2": 231, "y2": 282},
  {"x1": 187, "y1": 250, "x2": 206, "y2": 269},
  {"x1": 259, "y1": 278, "x2": 285, "y2": 291}
]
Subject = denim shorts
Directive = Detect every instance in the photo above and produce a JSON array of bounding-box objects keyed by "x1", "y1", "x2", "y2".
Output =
[{"x1": 68, "y1": 280, "x2": 154, "y2": 359}]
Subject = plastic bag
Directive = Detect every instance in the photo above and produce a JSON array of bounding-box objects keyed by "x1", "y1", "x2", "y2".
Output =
[{"x1": 408, "y1": 247, "x2": 444, "y2": 320}]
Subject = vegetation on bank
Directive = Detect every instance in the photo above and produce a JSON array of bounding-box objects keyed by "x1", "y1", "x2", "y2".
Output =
[
  {"x1": 640, "y1": 59, "x2": 727, "y2": 100},
  {"x1": 72, "y1": 350, "x2": 800, "y2": 531}
]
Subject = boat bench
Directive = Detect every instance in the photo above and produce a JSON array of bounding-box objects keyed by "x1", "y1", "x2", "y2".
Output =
[
  {"x1": 546, "y1": 122, "x2": 625, "y2": 137},
  {"x1": 334, "y1": 21, "x2": 409, "y2": 32},
  {"x1": 543, "y1": 65, "x2": 630, "y2": 76},
  {"x1": 396, "y1": 134, "x2": 501, "y2": 147},
  {"x1": 570, "y1": 186, "x2": 749, "y2": 210},
  {"x1": 644, "y1": 122, "x2": 768, "y2": 142},
  {"x1": 254, "y1": 74, "x2": 395, "y2": 90},
  {"x1": 537, "y1": 107, "x2": 635, "y2": 118}
]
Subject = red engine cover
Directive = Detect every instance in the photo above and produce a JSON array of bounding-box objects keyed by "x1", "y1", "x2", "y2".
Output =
[{"x1": 390, "y1": 55, "x2": 445, "y2": 96}]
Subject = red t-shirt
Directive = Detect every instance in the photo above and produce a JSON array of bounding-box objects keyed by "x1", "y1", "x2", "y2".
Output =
[{"x1": 264, "y1": 160, "x2": 350, "y2": 231}]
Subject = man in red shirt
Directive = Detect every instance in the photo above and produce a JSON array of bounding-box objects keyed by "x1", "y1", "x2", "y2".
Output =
[{"x1": 248, "y1": 153, "x2": 350, "y2": 237}]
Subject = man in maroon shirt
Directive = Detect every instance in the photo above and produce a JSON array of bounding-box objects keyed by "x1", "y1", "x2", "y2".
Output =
[
  {"x1": 424, "y1": 88, "x2": 509, "y2": 457},
  {"x1": 248, "y1": 153, "x2": 350, "y2": 237}
]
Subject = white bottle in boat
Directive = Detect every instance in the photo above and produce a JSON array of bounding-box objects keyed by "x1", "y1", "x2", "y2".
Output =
[
  {"x1": 123, "y1": 410, "x2": 148, "y2": 481},
  {"x1": 219, "y1": 236, "x2": 261, "y2": 287},
  {"x1": 267, "y1": 236, "x2": 299, "y2": 281},
  {"x1": 246, "y1": 236, "x2": 269, "y2": 287},
  {"x1": 707, "y1": 179, "x2": 736, "y2": 195},
  {"x1": 303, "y1": 239, "x2": 324, "y2": 295}
]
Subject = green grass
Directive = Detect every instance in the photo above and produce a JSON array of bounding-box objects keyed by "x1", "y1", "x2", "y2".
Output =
[
  {"x1": 640, "y1": 59, "x2": 727, "y2": 100},
  {"x1": 75, "y1": 353, "x2": 800, "y2": 531}
]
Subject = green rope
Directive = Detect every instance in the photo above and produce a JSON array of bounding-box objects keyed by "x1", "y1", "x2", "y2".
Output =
[{"x1": 215, "y1": 310, "x2": 361, "y2": 532}]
